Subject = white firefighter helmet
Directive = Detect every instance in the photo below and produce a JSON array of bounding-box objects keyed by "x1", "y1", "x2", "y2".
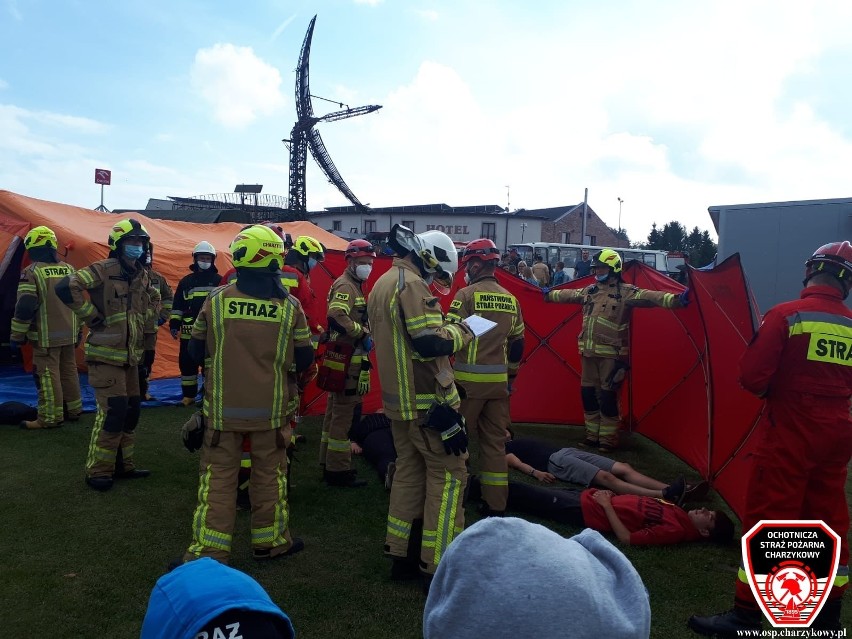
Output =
[
  {"x1": 415, "y1": 230, "x2": 459, "y2": 275},
  {"x1": 193, "y1": 241, "x2": 217, "y2": 257}
]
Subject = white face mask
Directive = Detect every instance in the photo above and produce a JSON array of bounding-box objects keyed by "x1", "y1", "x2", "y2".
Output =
[
  {"x1": 197, "y1": 261, "x2": 212, "y2": 270},
  {"x1": 355, "y1": 264, "x2": 372, "y2": 280}
]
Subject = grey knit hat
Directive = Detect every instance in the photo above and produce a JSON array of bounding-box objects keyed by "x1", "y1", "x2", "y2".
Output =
[{"x1": 423, "y1": 518, "x2": 651, "y2": 639}]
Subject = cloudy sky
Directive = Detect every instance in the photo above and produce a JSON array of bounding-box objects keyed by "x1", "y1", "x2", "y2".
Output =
[{"x1": 2, "y1": 0, "x2": 851, "y2": 243}]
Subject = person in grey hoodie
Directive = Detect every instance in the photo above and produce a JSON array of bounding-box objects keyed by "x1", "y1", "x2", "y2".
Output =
[{"x1": 423, "y1": 517, "x2": 651, "y2": 639}]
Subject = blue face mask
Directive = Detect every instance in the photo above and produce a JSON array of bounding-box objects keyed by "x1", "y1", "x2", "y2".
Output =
[
  {"x1": 595, "y1": 274, "x2": 609, "y2": 282},
  {"x1": 308, "y1": 258, "x2": 317, "y2": 270},
  {"x1": 123, "y1": 244, "x2": 144, "y2": 260}
]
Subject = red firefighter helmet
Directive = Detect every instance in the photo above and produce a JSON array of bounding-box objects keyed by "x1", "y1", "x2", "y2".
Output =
[
  {"x1": 460, "y1": 238, "x2": 500, "y2": 265},
  {"x1": 261, "y1": 222, "x2": 293, "y2": 249},
  {"x1": 805, "y1": 241, "x2": 852, "y2": 294},
  {"x1": 345, "y1": 239, "x2": 376, "y2": 259}
]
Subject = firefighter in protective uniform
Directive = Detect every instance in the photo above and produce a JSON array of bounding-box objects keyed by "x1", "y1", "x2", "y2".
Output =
[
  {"x1": 181, "y1": 225, "x2": 313, "y2": 564},
  {"x1": 367, "y1": 224, "x2": 475, "y2": 584},
  {"x1": 447, "y1": 238, "x2": 525, "y2": 515},
  {"x1": 56, "y1": 218, "x2": 160, "y2": 491},
  {"x1": 11, "y1": 225, "x2": 82, "y2": 429},
  {"x1": 139, "y1": 243, "x2": 173, "y2": 401},
  {"x1": 318, "y1": 239, "x2": 376, "y2": 487},
  {"x1": 169, "y1": 241, "x2": 220, "y2": 406},
  {"x1": 689, "y1": 241, "x2": 852, "y2": 636},
  {"x1": 544, "y1": 248, "x2": 687, "y2": 451}
]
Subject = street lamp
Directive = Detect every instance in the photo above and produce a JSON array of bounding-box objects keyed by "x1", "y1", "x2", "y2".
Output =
[{"x1": 617, "y1": 197, "x2": 624, "y2": 236}]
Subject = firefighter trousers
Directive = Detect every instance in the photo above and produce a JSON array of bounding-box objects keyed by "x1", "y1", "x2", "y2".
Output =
[
  {"x1": 459, "y1": 396, "x2": 509, "y2": 512},
  {"x1": 385, "y1": 418, "x2": 468, "y2": 575},
  {"x1": 178, "y1": 339, "x2": 201, "y2": 399},
  {"x1": 580, "y1": 356, "x2": 624, "y2": 448},
  {"x1": 85, "y1": 362, "x2": 141, "y2": 479},
  {"x1": 31, "y1": 344, "x2": 82, "y2": 425},
  {"x1": 734, "y1": 394, "x2": 852, "y2": 610},
  {"x1": 185, "y1": 426, "x2": 295, "y2": 564},
  {"x1": 319, "y1": 390, "x2": 360, "y2": 471}
]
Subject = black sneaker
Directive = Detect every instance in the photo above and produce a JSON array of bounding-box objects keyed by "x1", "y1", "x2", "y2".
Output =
[
  {"x1": 683, "y1": 480, "x2": 710, "y2": 502},
  {"x1": 662, "y1": 476, "x2": 686, "y2": 506},
  {"x1": 253, "y1": 537, "x2": 305, "y2": 560},
  {"x1": 85, "y1": 476, "x2": 114, "y2": 492},
  {"x1": 687, "y1": 608, "x2": 762, "y2": 636}
]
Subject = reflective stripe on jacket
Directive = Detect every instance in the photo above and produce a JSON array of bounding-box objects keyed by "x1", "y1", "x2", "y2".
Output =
[
  {"x1": 12, "y1": 261, "x2": 78, "y2": 347},
  {"x1": 61, "y1": 258, "x2": 159, "y2": 365},
  {"x1": 194, "y1": 284, "x2": 313, "y2": 431},
  {"x1": 547, "y1": 279, "x2": 680, "y2": 357},
  {"x1": 326, "y1": 269, "x2": 369, "y2": 381},
  {"x1": 367, "y1": 258, "x2": 472, "y2": 421},
  {"x1": 447, "y1": 276, "x2": 524, "y2": 399},
  {"x1": 740, "y1": 285, "x2": 852, "y2": 398}
]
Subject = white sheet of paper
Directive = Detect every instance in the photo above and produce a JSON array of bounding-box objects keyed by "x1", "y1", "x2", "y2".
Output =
[{"x1": 463, "y1": 314, "x2": 497, "y2": 338}]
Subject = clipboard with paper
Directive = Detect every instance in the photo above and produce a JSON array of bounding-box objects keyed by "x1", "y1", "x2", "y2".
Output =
[{"x1": 462, "y1": 314, "x2": 497, "y2": 337}]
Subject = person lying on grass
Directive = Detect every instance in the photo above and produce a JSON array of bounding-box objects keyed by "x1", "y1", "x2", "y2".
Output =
[
  {"x1": 467, "y1": 478, "x2": 735, "y2": 546},
  {"x1": 505, "y1": 431, "x2": 709, "y2": 505}
]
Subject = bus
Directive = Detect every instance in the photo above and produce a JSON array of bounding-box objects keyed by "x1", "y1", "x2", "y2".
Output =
[{"x1": 507, "y1": 242, "x2": 680, "y2": 279}]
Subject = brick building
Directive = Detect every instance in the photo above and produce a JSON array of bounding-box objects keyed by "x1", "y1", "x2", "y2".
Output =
[{"x1": 516, "y1": 204, "x2": 627, "y2": 248}]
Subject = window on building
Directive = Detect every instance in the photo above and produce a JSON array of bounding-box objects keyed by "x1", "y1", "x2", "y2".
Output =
[
  {"x1": 350, "y1": 227, "x2": 358, "y2": 234},
  {"x1": 589, "y1": 235, "x2": 596, "y2": 245},
  {"x1": 401, "y1": 220, "x2": 415, "y2": 231},
  {"x1": 363, "y1": 220, "x2": 376, "y2": 234},
  {"x1": 332, "y1": 220, "x2": 341, "y2": 231},
  {"x1": 560, "y1": 231, "x2": 571, "y2": 243},
  {"x1": 481, "y1": 222, "x2": 496, "y2": 242}
]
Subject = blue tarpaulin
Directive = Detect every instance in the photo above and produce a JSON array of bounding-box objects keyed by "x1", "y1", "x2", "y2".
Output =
[{"x1": 0, "y1": 365, "x2": 186, "y2": 412}]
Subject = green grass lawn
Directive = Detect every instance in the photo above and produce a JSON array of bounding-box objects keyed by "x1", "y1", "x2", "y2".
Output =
[{"x1": 1, "y1": 407, "x2": 849, "y2": 638}]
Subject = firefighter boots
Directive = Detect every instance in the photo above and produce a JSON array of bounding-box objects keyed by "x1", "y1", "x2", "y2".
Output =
[
  {"x1": 324, "y1": 469, "x2": 367, "y2": 488},
  {"x1": 85, "y1": 476, "x2": 114, "y2": 492},
  {"x1": 20, "y1": 419, "x2": 60, "y2": 430},
  {"x1": 114, "y1": 468, "x2": 151, "y2": 479},
  {"x1": 687, "y1": 608, "x2": 762, "y2": 637},
  {"x1": 253, "y1": 537, "x2": 305, "y2": 561}
]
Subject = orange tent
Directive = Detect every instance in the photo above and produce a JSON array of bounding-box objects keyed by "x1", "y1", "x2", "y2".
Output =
[{"x1": 0, "y1": 190, "x2": 347, "y2": 379}]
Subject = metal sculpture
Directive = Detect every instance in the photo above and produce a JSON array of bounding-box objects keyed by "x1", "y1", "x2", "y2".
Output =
[{"x1": 285, "y1": 15, "x2": 382, "y2": 213}]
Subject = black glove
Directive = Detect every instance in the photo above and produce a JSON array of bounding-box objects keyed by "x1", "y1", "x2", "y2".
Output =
[
  {"x1": 88, "y1": 314, "x2": 105, "y2": 329},
  {"x1": 181, "y1": 411, "x2": 205, "y2": 452},
  {"x1": 426, "y1": 403, "x2": 468, "y2": 456}
]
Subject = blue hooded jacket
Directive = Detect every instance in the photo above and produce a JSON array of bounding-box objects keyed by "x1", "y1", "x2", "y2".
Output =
[{"x1": 140, "y1": 558, "x2": 294, "y2": 639}]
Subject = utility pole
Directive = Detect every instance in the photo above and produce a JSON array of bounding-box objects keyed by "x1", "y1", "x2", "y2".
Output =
[
  {"x1": 581, "y1": 188, "x2": 589, "y2": 244},
  {"x1": 617, "y1": 197, "x2": 624, "y2": 239},
  {"x1": 505, "y1": 185, "x2": 510, "y2": 212}
]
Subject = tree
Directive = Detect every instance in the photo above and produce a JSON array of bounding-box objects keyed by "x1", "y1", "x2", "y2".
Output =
[
  {"x1": 607, "y1": 226, "x2": 630, "y2": 245},
  {"x1": 636, "y1": 221, "x2": 718, "y2": 267}
]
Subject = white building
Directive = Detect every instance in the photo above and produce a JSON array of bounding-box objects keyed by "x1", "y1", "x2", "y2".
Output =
[{"x1": 307, "y1": 203, "x2": 545, "y2": 250}]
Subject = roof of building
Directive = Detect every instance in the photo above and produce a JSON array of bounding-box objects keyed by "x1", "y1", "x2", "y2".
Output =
[
  {"x1": 310, "y1": 202, "x2": 548, "y2": 219},
  {"x1": 513, "y1": 203, "x2": 597, "y2": 222},
  {"x1": 707, "y1": 196, "x2": 852, "y2": 233}
]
